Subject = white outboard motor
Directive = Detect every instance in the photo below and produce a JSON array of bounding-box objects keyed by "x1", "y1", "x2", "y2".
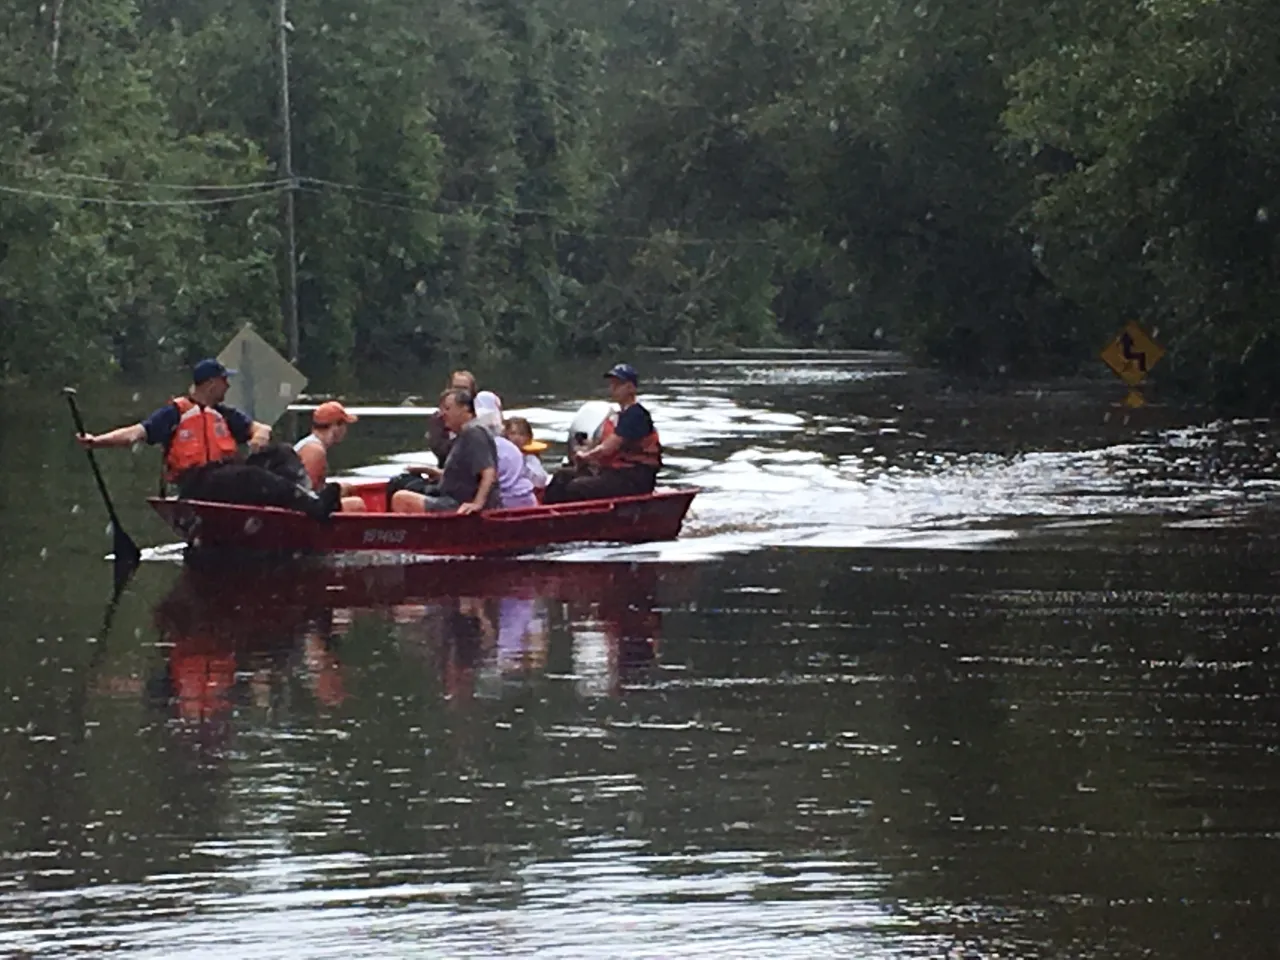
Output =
[{"x1": 566, "y1": 401, "x2": 614, "y2": 462}]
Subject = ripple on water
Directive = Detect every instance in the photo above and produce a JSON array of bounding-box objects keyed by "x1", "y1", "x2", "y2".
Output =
[
  {"x1": 0, "y1": 847, "x2": 943, "y2": 959},
  {"x1": 20, "y1": 352, "x2": 1280, "y2": 960},
  {"x1": 143, "y1": 369, "x2": 1280, "y2": 565}
]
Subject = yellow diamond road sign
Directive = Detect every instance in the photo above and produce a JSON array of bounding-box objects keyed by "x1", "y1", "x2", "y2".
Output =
[
  {"x1": 1101, "y1": 322, "x2": 1164, "y2": 386},
  {"x1": 218, "y1": 324, "x2": 307, "y2": 426}
]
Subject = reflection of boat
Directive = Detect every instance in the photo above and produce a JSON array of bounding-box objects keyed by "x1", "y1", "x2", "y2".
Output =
[
  {"x1": 148, "y1": 483, "x2": 698, "y2": 556},
  {"x1": 175, "y1": 554, "x2": 695, "y2": 613},
  {"x1": 143, "y1": 558, "x2": 688, "y2": 715},
  {"x1": 149, "y1": 567, "x2": 346, "y2": 726}
]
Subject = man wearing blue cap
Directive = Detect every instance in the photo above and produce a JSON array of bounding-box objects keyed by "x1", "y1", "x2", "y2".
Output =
[
  {"x1": 544, "y1": 362, "x2": 663, "y2": 503},
  {"x1": 77, "y1": 358, "x2": 272, "y2": 488}
]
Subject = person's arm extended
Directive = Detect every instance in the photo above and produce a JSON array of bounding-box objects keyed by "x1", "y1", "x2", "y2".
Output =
[
  {"x1": 458, "y1": 466, "x2": 496, "y2": 515},
  {"x1": 77, "y1": 423, "x2": 145, "y2": 449}
]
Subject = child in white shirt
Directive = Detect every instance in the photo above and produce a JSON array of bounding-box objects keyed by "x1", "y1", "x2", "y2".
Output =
[{"x1": 504, "y1": 417, "x2": 549, "y2": 491}]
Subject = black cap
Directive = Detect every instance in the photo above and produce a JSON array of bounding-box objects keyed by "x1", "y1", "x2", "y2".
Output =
[{"x1": 193, "y1": 358, "x2": 236, "y2": 384}]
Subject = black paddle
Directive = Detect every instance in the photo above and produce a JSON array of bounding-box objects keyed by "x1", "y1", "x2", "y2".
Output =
[{"x1": 64, "y1": 387, "x2": 143, "y2": 592}]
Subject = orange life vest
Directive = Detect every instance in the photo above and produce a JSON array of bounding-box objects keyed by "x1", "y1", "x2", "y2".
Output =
[
  {"x1": 597, "y1": 406, "x2": 662, "y2": 470},
  {"x1": 164, "y1": 397, "x2": 239, "y2": 481}
]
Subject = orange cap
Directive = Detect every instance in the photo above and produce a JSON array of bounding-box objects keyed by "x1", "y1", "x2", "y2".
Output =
[{"x1": 313, "y1": 401, "x2": 359, "y2": 427}]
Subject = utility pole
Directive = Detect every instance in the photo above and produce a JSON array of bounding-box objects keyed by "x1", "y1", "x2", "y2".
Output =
[{"x1": 277, "y1": 0, "x2": 300, "y2": 364}]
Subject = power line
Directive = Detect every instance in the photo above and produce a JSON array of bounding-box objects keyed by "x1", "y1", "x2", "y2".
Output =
[
  {"x1": 0, "y1": 182, "x2": 287, "y2": 206},
  {"x1": 1, "y1": 159, "x2": 718, "y2": 232},
  {"x1": 0, "y1": 166, "x2": 779, "y2": 245},
  {"x1": 295, "y1": 183, "x2": 437, "y2": 215},
  {"x1": 296, "y1": 182, "x2": 772, "y2": 246},
  {"x1": 298, "y1": 176, "x2": 774, "y2": 244},
  {"x1": 577, "y1": 228, "x2": 773, "y2": 247},
  {"x1": 0, "y1": 160, "x2": 778, "y2": 243},
  {"x1": 299, "y1": 175, "x2": 442, "y2": 204},
  {"x1": 295, "y1": 182, "x2": 554, "y2": 224},
  {"x1": 37, "y1": 171, "x2": 289, "y2": 192},
  {"x1": 298, "y1": 175, "x2": 560, "y2": 218},
  {"x1": 0, "y1": 158, "x2": 289, "y2": 192}
]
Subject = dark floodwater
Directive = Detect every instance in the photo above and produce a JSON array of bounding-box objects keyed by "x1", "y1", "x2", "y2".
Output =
[{"x1": 3, "y1": 351, "x2": 1280, "y2": 958}]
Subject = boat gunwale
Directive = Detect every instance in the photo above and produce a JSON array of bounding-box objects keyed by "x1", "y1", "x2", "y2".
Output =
[{"x1": 146, "y1": 485, "x2": 700, "y2": 522}]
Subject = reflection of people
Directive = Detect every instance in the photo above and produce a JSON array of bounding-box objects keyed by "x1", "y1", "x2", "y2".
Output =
[
  {"x1": 569, "y1": 566, "x2": 663, "y2": 696},
  {"x1": 148, "y1": 568, "x2": 351, "y2": 730},
  {"x1": 389, "y1": 587, "x2": 547, "y2": 698},
  {"x1": 496, "y1": 596, "x2": 548, "y2": 671},
  {"x1": 545, "y1": 363, "x2": 662, "y2": 503},
  {"x1": 168, "y1": 633, "x2": 239, "y2": 724},
  {"x1": 302, "y1": 627, "x2": 349, "y2": 709},
  {"x1": 294, "y1": 401, "x2": 367, "y2": 512},
  {"x1": 391, "y1": 390, "x2": 500, "y2": 514},
  {"x1": 441, "y1": 597, "x2": 497, "y2": 702},
  {"x1": 75, "y1": 358, "x2": 272, "y2": 488}
]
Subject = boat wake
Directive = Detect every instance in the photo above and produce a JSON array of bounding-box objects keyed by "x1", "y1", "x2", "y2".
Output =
[{"x1": 142, "y1": 353, "x2": 1280, "y2": 565}]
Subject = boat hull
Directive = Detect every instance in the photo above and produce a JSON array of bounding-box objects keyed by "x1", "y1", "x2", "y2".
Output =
[{"x1": 147, "y1": 484, "x2": 698, "y2": 556}]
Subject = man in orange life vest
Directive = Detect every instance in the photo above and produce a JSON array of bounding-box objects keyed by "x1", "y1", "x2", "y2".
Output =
[
  {"x1": 76, "y1": 358, "x2": 272, "y2": 486},
  {"x1": 544, "y1": 362, "x2": 662, "y2": 503}
]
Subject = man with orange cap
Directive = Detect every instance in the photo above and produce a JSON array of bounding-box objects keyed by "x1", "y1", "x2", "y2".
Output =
[{"x1": 294, "y1": 401, "x2": 367, "y2": 512}]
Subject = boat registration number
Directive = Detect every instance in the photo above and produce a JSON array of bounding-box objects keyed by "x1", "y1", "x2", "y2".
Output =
[{"x1": 362, "y1": 528, "x2": 408, "y2": 546}]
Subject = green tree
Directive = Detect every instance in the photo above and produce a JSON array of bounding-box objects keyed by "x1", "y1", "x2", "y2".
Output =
[
  {"x1": 0, "y1": 0, "x2": 277, "y2": 378},
  {"x1": 1006, "y1": 0, "x2": 1280, "y2": 406}
]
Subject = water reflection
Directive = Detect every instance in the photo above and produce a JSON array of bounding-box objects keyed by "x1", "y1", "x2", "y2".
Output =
[
  {"x1": 138, "y1": 567, "x2": 349, "y2": 749},
  {"x1": 377, "y1": 560, "x2": 666, "y2": 703},
  {"x1": 142, "y1": 558, "x2": 675, "y2": 728},
  {"x1": 10, "y1": 352, "x2": 1280, "y2": 958}
]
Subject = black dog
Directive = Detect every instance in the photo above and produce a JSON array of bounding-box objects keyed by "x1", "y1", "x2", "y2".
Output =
[
  {"x1": 245, "y1": 442, "x2": 312, "y2": 490},
  {"x1": 177, "y1": 443, "x2": 340, "y2": 522}
]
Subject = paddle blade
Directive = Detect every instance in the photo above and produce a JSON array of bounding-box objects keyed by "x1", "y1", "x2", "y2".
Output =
[{"x1": 111, "y1": 522, "x2": 142, "y2": 596}]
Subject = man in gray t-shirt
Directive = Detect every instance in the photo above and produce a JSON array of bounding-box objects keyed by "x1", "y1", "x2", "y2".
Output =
[
  {"x1": 440, "y1": 418, "x2": 499, "y2": 507},
  {"x1": 390, "y1": 390, "x2": 500, "y2": 514}
]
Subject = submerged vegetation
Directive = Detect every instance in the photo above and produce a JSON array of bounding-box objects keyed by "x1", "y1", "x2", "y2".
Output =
[{"x1": 1, "y1": 0, "x2": 1277, "y2": 406}]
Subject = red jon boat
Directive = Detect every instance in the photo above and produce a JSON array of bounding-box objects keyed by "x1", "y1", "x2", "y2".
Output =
[{"x1": 148, "y1": 480, "x2": 699, "y2": 556}]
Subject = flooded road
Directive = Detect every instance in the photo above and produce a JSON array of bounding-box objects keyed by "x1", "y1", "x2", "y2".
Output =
[{"x1": 2, "y1": 351, "x2": 1279, "y2": 957}]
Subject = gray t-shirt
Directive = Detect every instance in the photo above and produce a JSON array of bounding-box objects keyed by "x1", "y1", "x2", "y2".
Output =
[{"x1": 440, "y1": 419, "x2": 500, "y2": 508}]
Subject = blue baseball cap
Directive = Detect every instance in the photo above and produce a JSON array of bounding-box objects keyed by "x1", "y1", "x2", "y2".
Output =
[
  {"x1": 603, "y1": 362, "x2": 638, "y2": 385},
  {"x1": 193, "y1": 358, "x2": 236, "y2": 384}
]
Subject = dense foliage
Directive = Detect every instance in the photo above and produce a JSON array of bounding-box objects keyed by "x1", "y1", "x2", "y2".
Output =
[{"x1": 1, "y1": 0, "x2": 1276, "y2": 405}]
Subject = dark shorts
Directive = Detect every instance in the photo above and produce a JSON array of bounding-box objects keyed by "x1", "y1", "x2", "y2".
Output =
[
  {"x1": 419, "y1": 494, "x2": 462, "y2": 513},
  {"x1": 543, "y1": 466, "x2": 658, "y2": 504},
  {"x1": 385, "y1": 472, "x2": 432, "y2": 510},
  {"x1": 386, "y1": 473, "x2": 463, "y2": 512}
]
